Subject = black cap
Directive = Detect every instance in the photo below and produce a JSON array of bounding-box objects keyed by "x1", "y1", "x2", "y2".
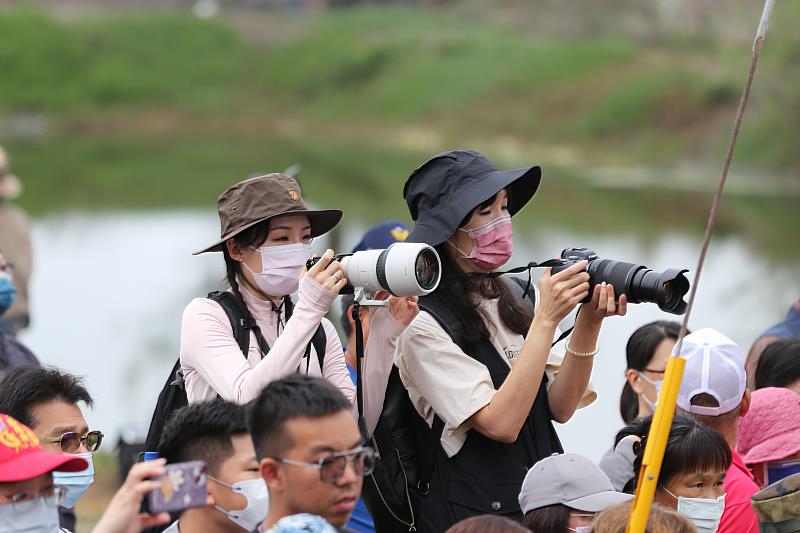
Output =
[{"x1": 403, "y1": 150, "x2": 541, "y2": 246}]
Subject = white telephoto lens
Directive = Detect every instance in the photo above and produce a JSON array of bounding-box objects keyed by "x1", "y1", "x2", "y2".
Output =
[{"x1": 341, "y1": 243, "x2": 441, "y2": 297}]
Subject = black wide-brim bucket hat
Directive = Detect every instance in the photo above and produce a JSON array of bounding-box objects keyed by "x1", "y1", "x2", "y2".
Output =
[
  {"x1": 403, "y1": 150, "x2": 542, "y2": 246},
  {"x1": 194, "y1": 173, "x2": 342, "y2": 255}
]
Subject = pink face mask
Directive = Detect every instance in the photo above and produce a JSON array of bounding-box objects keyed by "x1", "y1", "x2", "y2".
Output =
[{"x1": 449, "y1": 214, "x2": 514, "y2": 272}]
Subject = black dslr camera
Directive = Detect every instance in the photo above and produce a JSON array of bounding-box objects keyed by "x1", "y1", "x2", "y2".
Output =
[{"x1": 550, "y1": 247, "x2": 689, "y2": 315}]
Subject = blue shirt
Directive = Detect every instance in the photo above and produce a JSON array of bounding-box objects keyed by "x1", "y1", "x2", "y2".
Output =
[{"x1": 346, "y1": 363, "x2": 375, "y2": 533}]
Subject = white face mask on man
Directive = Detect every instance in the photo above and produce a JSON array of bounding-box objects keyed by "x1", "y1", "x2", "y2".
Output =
[
  {"x1": 243, "y1": 243, "x2": 312, "y2": 297},
  {"x1": 208, "y1": 476, "x2": 269, "y2": 531}
]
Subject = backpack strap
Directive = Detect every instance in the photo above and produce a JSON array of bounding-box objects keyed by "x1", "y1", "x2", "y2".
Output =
[
  {"x1": 311, "y1": 324, "x2": 327, "y2": 371},
  {"x1": 207, "y1": 291, "x2": 270, "y2": 357}
]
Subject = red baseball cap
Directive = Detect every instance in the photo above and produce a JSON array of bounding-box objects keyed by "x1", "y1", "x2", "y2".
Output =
[{"x1": 0, "y1": 414, "x2": 88, "y2": 482}]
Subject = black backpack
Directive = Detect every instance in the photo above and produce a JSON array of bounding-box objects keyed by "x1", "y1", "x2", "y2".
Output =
[
  {"x1": 361, "y1": 277, "x2": 537, "y2": 533},
  {"x1": 144, "y1": 291, "x2": 326, "y2": 452}
]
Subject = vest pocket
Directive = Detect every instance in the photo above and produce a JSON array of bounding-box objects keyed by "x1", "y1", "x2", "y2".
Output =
[{"x1": 447, "y1": 471, "x2": 524, "y2": 521}]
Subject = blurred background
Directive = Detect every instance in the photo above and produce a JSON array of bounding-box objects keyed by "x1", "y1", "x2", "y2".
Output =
[{"x1": 0, "y1": 0, "x2": 798, "y2": 529}]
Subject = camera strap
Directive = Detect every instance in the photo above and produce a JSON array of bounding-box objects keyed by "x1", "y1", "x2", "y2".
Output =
[
  {"x1": 487, "y1": 259, "x2": 564, "y2": 300},
  {"x1": 491, "y1": 260, "x2": 576, "y2": 348},
  {"x1": 353, "y1": 301, "x2": 369, "y2": 443}
]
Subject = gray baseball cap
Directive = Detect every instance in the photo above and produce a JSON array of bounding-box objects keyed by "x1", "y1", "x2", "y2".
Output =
[{"x1": 518, "y1": 453, "x2": 633, "y2": 514}]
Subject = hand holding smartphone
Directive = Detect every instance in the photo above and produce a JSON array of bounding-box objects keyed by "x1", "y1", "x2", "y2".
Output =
[{"x1": 148, "y1": 460, "x2": 208, "y2": 514}]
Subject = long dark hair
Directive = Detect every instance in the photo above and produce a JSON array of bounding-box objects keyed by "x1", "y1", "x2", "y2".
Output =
[
  {"x1": 434, "y1": 193, "x2": 532, "y2": 343},
  {"x1": 221, "y1": 220, "x2": 294, "y2": 321},
  {"x1": 620, "y1": 321, "x2": 682, "y2": 424},
  {"x1": 616, "y1": 413, "x2": 732, "y2": 494},
  {"x1": 520, "y1": 503, "x2": 571, "y2": 532}
]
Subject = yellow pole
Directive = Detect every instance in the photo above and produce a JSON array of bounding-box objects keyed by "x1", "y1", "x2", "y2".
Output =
[{"x1": 626, "y1": 354, "x2": 686, "y2": 533}]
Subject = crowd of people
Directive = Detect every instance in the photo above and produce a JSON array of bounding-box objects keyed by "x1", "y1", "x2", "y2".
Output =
[{"x1": 1, "y1": 146, "x2": 800, "y2": 533}]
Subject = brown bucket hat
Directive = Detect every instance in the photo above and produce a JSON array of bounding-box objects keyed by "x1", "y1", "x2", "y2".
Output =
[{"x1": 193, "y1": 173, "x2": 342, "y2": 255}]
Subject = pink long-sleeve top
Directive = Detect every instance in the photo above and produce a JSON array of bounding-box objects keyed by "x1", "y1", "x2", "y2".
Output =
[{"x1": 180, "y1": 274, "x2": 406, "y2": 435}]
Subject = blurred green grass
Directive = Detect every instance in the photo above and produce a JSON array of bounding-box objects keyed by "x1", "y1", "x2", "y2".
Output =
[{"x1": 0, "y1": 5, "x2": 798, "y2": 254}]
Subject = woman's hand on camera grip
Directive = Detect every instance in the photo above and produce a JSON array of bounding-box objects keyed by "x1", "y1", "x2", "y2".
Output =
[
  {"x1": 306, "y1": 249, "x2": 348, "y2": 294},
  {"x1": 536, "y1": 260, "x2": 591, "y2": 325},
  {"x1": 581, "y1": 281, "x2": 628, "y2": 324}
]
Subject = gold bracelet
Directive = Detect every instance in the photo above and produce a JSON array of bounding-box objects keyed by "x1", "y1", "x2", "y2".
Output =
[{"x1": 566, "y1": 344, "x2": 599, "y2": 358}]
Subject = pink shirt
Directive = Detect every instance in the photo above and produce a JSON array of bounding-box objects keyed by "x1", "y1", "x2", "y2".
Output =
[
  {"x1": 719, "y1": 447, "x2": 759, "y2": 533},
  {"x1": 180, "y1": 275, "x2": 406, "y2": 434}
]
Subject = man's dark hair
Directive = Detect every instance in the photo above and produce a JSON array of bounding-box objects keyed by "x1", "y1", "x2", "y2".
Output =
[
  {"x1": 755, "y1": 339, "x2": 800, "y2": 390},
  {"x1": 247, "y1": 375, "x2": 350, "y2": 459},
  {"x1": 157, "y1": 400, "x2": 247, "y2": 477},
  {"x1": 0, "y1": 366, "x2": 93, "y2": 428}
]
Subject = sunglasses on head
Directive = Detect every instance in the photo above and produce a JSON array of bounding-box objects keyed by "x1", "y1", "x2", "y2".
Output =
[{"x1": 44, "y1": 430, "x2": 103, "y2": 454}]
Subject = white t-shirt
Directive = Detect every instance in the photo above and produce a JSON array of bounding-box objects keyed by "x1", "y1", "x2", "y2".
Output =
[{"x1": 395, "y1": 288, "x2": 596, "y2": 457}]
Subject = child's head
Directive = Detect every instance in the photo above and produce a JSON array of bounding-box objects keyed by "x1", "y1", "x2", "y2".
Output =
[{"x1": 618, "y1": 413, "x2": 731, "y2": 508}]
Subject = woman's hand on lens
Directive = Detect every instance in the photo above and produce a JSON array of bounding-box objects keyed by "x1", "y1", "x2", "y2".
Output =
[
  {"x1": 536, "y1": 261, "x2": 591, "y2": 325},
  {"x1": 387, "y1": 295, "x2": 419, "y2": 326},
  {"x1": 307, "y1": 249, "x2": 348, "y2": 294},
  {"x1": 581, "y1": 282, "x2": 628, "y2": 324}
]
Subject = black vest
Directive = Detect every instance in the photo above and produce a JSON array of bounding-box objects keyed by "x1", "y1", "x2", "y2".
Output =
[{"x1": 416, "y1": 285, "x2": 563, "y2": 531}]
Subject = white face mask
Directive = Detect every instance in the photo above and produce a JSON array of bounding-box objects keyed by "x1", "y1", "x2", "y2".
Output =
[
  {"x1": 637, "y1": 371, "x2": 663, "y2": 412},
  {"x1": 664, "y1": 487, "x2": 725, "y2": 533},
  {"x1": 209, "y1": 477, "x2": 269, "y2": 531},
  {"x1": 243, "y1": 243, "x2": 312, "y2": 297},
  {"x1": 0, "y1": 496, "x2": 62, "y2": 533},
  {"x1": 568, "y1": 527, "x2": 592, "y2": 533},
  {"x1": 52, "y1": 452, "x2": 94, "y2": 509}
]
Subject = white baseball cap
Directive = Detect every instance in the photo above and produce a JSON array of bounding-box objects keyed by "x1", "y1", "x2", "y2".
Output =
[{"x1": 675, "y1": 327, "x2": 746, "y2": 416}]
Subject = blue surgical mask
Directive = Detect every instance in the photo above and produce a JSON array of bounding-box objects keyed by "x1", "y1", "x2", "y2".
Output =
[
  {"x1": 0, "y1": 272, "x2": 16, "y2": 317},
  {"x1": 53, "y1": 453, "x2": 95, "y2": 509},
  {"x1": 0, "y1": 496, "x2": 61, "y2": 533}
]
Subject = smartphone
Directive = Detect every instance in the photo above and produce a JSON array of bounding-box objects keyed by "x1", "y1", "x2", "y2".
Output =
[{"x1": 148, "y1": 460, "x2": 208, "y2": 514}]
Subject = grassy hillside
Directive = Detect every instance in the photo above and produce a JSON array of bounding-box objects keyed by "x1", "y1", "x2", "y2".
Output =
[{"x1": 0, "y1": 5, "x2": 798, "y2": 254}]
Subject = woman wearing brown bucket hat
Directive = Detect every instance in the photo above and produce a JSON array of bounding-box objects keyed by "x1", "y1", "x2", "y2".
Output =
[
  {"x1": 180, "y1": 173, "x2": 418, "y2": 425},
  {"x1": 393, "y1": 150, "x2": 628, "y2": 531}
]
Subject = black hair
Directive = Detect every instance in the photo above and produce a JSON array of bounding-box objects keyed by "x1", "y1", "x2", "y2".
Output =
[
  {"x1": 0, "y1": 366, "x2": 93, "y2": 428},
  {"x1": 620, "y1": 321, "x2": 683, "y2": 424},
  {"x1": 520, "y1": 503, "x2": 571, "y2": 533},
  {"x1": 340, "y1": 293, "x2": 355, "y2": 338},
  {"x1": 247, "y1": 375, "x2": 351, "y2": 459},
  {"x1": 755, "y1": 339, "x2": 800, "y2": 390},
  {"x1": 222, "y1": 219, "x2": 295, "y2": 327},
  {"x1": 615, "y1": 413, "x2": 731, "y2": 494},
  {"x1": 157, "y1": 399, "x2": 247, "y2": 477},
  {"x1": 434, "y1": 193, "x2": 532, "y2": 344}
]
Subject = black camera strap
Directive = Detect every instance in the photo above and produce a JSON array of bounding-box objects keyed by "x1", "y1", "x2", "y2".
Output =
[
  {"x1": 489, "y1": 260, "x2": 576, "y2": 347},
  {"x1": 487, "y1": 259, "x2": 564, "y2": 300},
  {"x1": 353, "y1": 301, "x2": 369, "y2": 443}
]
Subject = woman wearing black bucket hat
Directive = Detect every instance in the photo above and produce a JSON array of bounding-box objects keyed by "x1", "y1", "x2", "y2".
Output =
[
  {"x1": 395, "y1": 150, "x2": 627, "y2": 530},
  {"x1": 180, "y1": 173, "x2": 418, "y2": 424}
]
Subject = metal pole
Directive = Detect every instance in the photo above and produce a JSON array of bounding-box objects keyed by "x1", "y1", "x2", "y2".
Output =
[{"x1": 626, "y1": 1, "x2": 775, "y2": 530}]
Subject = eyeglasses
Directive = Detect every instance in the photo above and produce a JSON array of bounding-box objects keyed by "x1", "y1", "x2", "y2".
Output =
[
  {"x1": 277, "y1": 447, "x2": 376, "y2": 484},
  {"x1": 44, "y1": 430, "x2": 103, "y2": 453},
  {"x1": 1, "y1": 485, "x2": 63, "y2": 513}
]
